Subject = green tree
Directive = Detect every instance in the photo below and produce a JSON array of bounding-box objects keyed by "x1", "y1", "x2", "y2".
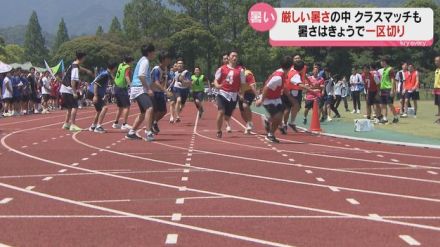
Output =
[
  {"x1": 96, "y1": 26, "x2": 104, "y2": 36},
  {"x1": 109, "y1": 17, "x2": 122, "y2": 34},
  {"x1": 53, "y1": 18, "x2": 70, "y2": 53},
  {"x1": 52, "y1": 36, "x2": 131, "y2": 69},
  {"x1": 23, "y1": 11, "x2": 48, "y2": 66}
]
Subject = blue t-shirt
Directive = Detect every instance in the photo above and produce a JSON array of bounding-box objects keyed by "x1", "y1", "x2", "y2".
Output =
[
  {"x1": 88, "y1": 71, "x2": 111, "y2": 98},
  {"x1": 12, "y1": 76, "x2": 21, "y2": 97}
]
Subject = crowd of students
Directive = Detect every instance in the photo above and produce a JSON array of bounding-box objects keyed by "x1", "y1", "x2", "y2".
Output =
[{"x1": 1, "y1": 46, "x2": 440, "y2": 143}]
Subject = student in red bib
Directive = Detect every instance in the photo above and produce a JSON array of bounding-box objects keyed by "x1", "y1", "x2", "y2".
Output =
[
  {"x1": 213, "y1": 50, "x2": 246, "y2": 138},
  {"x1": 256, "y1": 56, "x2": 293, "y2": 143},
  {"x1": 402, "y1": 63, "x2": 420, "y2": 118}
]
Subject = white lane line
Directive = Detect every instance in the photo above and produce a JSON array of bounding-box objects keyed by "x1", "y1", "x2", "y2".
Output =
[
  {"x1": 0, "y1": 198, "x2": 13, "y2": 204},
  {"x1": 305, "y1": 170, "x2": 313, "y2": 174},
  {"x1": 369, "y1": 214, "x2": 383, "y2": 219},
  {"x1": 172, "y1": 213, "x2": 182, "y2": 221},
  {"x1": 181, "y1": 177, "x2": 188, "y2": 182},
  {"x1": 71, "y1": 163, "x2": 79, "y2": 166},
  {"x1": 329, "y1": 186, "x2": 340, "y2": 192},
  {"x1": 42, "y1": 176, "x2": 53, "y2": 181},
  {"x1": 165, "y1": 234, "x2": 178, "y2": 244},
  {"x1": 399, "y1": 235, "x2": 421, "y2": 246},
  {"x1": 58, "y1": 169, "x2": 67, "y2": 173},
  {"x1": 91, "y1": 153, "x2": 97, "y2": 156},
  {"x1": 25, "y1": 186, "x2": 35, "y2": 191},
  {"x1": 175, "y1": 198, "x2": 185, "y2": 204},
  {"x1": 81, "y1": 158, "x2": 89, "y2": 161},
  {"x1": 428, "y1": 171, "x2": 438, "y2": 175},
  {"x1": 346, "y1": 198, "x2": 360, "y2": 205},
  {"x1": 391, "y1": 159, "x2": 400, "y2": 163},
  {"x1": 316, "y1": 177, "x2": 325, "y2": 182}
]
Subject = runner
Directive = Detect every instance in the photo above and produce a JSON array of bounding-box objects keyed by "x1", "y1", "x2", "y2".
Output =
[
  {"x1": 151, "y1": 51, "x2": 172, "y2": 134},
  {"x1": 213, "y1": 50, "x2": 246, "y2": 138},
  {"x1": 61, "y1": 51, "x2": 93, "y2": 132},
  {"x1": 303, "y1": 64, "x2": 325, "y2": 125},
  {"x1": 281, "y1": 57, "x2": 307, "y2": 134},
  {"x1": 362, "y1": 64, "x2": 380, "y2": 120},
  {"x1": 402, "y1": 63, "x2": 420, "y2": 118},
  {"x1": 256, "y1": 56, "x2": 293, "y2": 143},
  {"x1": 434, "y1": 56, "x2": 440, "y2": 124},
  {"x1": 126, "y1": 44, "x2": 156, "y2": 141},
  {"x1": 171, "y1": 58, "x2": 192, "y2": 123},
  {"x1": 379, "y1": 57, "x2": 399, "y2": 124},
  {"x1": 113, "y1": 55, "x2": 134, "y2": 131},
  {"x1": 191, "y1": 66, "x2": 208, "y2": 118},
  {"x1": 238, "y1": 62, "x2": 257, "y2": 134},
  {"x1": 168, "y1": 62, "x2": 178, "y2": 123},
  {"x1": 41, "y1": 71, "x2": 51, "y2": 114},
  {"x1": 87, "y1": 63, "x2": 117, "y2": 133},
  {"x1": 1, "y1": 69, "x2": 13, "y2": 117}
]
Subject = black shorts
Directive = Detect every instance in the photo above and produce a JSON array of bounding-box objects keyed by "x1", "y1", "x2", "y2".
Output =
[
  {"x1": 380, "y1": 90, "x2": 394, "y2": 105},
  {"x1": 114, "y1": 87, "x2": 130, "y2": 108},
  {"x1": 135, "y1": 93, "x2": 153, "y2": 114},
  {"x1": 216, "y1": 94, "x2": 237, "y2": 117},
  {"x1": 367, "y1": 91, "x2": 379, "y2": 106},
  {"x1": 281, "y1": 95, "x2": 292, "y2": 109},
  {"x1": 405, "y1": 91, "x2": 419, "y2": 100},
  {"x1": 42, "y1": 94, "x2": 51, "y2": 102},
  {"x1": 21, "y1": 94, "x2": 30, "y2": 102},
  {"x1": 192, "y1": 91, "x2": 205, "y2": 102},
  {"x1": 264, "y1": 103, "x2": 285, "y2": 118},
  {"x1": 153, "y1": 92, "x2": 167, "y2": 113},
  {"x1": 173, "y1": 88, "x2": 190, "y2": 105},
  {"x1": 435, "y1": 94, "x2": 440, "y2": 106},
  {"x1": 305, "y1": 98, "x2": 324, "y2": 110},
  {"x1": 62, "y1": 93, "x2": 79, "y2": 109},
  {"x1": 238, "y1": 91, "x2": 256, "y2": 111},
  {"x1": 2, "y1": 98, "x2": 12, "y2": 104}
]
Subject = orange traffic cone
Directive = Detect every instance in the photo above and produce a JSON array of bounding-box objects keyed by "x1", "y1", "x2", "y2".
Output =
[{"x1": 309, "y1": 99, "x2": 322, "y2": 132}]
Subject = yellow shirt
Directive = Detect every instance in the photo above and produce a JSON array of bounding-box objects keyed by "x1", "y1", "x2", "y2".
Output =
[
  {"x1": 240, "y1": 70, "x2": 255, "y2": 93},
  {"x1": 435, "y1": 68, "x2": 440, "y2": 89}
]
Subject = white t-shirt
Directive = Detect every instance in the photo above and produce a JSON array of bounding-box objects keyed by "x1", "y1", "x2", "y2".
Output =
[
  {"x1": 2, "y1": 77, "x2": 12, "y2": 99},
  {"x1": 263, "y1": 74, "x2": 283, "y2": 106},
  {"x1": 60, "y1": 63, "x2": 79, "y2": 94},
  {"x1": 41, "y1": 77, "x2": 51, "y2": 95}
]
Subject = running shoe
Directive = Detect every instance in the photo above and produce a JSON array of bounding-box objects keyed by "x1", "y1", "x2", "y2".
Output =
[
  {"x1": 112, "y1": 123, "x2": 122, "y2": 129},
  {"x1": 62, "y1": 123, "x2": 71, "y2": 130},
  {"x1": 288, "y1": 123, "x2": 299, "y2": 133},
  {"x1": 88, "y1": 125, "x2": 96, "y2": 132},
  {"x1": 265, "y1": 134, "x2": 280, "y2": 143},
  {"x1": 69, "y1": 124, "x2": 82, "y2": 132},
  {"x1": 145, "y1": 132, "x2": 155, "y2": 142},
  {"x1": 94, "y1": 126, "x2": 105, "y2": 134},
  {"x1": 126, "y1": 132, "x2": 142, "y2": 140},
  {"x1": 121, "y1": 124, "x2": 132, "y2": 131}
]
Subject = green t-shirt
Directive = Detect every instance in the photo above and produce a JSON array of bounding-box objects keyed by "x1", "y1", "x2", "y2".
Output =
[
  {"x1": 191, "y1": 74, "x2": 205, "y2": 92},
  {"x1": 380, "y1": 66, "x2": 393, "y2": 90}
]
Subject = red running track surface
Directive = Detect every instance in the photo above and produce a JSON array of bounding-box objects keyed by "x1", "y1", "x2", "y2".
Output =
[{"x1": 0, "y1": 103, "x2": 439, "y2": 247}]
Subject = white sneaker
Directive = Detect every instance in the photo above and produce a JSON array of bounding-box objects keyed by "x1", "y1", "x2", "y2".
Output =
[
  {"x1": 112, "y1": 123, "x2": 122, "y2": 129},
  {"x1": 226, "y1": 125, "x2": 232, "y2": 133},
  {"x1": 121, "y1": 124, "x2": 132, "y2": 130}
]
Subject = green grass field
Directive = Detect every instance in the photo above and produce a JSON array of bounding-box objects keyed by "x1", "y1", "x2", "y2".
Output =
[{"x1": 301, "y1": 100, "x2": 440, "y2": 141}]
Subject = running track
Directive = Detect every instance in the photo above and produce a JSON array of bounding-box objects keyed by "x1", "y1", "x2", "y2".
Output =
[{"x1": 0, "y1": 103, "x2": 439, "y2": 246}]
